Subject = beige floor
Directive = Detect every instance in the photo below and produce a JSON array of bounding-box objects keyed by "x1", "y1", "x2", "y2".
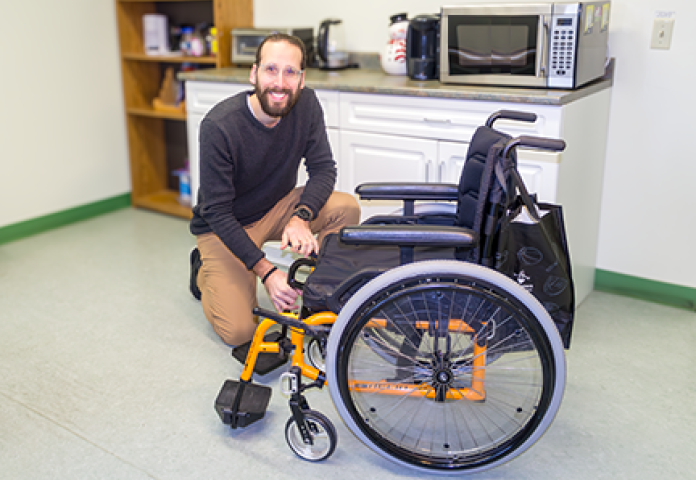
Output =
[{"x1": 1, "y1": 207, "x2": 694, "y2": 479}]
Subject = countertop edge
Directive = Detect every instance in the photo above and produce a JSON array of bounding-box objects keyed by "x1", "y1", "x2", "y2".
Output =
[{"x1": 178, "y1": 59, "x2": 614, "y2": 106}]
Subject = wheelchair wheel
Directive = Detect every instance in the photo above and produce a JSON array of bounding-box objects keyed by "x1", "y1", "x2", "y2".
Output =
[
  {"x1": 325, "y1": 260, "x2": 566, "y2": 474},
  {"x1": 284, "y1": 410, "x2": 337, "y2": 462}
]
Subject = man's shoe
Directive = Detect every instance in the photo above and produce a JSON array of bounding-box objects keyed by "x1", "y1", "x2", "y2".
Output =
[{"x1": 190, "y1": 247, "x2": 202, "y2": 300}]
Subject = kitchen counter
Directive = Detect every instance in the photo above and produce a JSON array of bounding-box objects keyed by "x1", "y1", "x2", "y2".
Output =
[{"x1": 178, "y1": 59, "x2": 613, "y2": 106}]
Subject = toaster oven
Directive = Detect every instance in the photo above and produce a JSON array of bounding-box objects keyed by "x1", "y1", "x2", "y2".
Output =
[{"x1": 231, "y1": 27, "x2": 314, "y2": 64}]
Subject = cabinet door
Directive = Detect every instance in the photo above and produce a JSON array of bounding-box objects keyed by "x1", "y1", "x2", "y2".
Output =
[
  {"x1": 297, "y1": 128, "x2": 341, "y2": 189},
  {"x1": 438, "y1": 140, "x2": 561, "y2": 203},
  {"x1": 187, "y1": 113, "x2": 205, "y2": 206},
  {"x1": 340, "y1": 130, "x2": 437, "y2": 220},
  {"x1": 438, "y1": 141, "x2": 469, "y2": 184},
  {"x1": 517, "y1": 149, "x2": 561, "y2": 203}
]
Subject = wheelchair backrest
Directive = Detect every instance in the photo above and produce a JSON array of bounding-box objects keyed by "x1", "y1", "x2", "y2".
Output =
[{"x1": 455, "y1": 125, "x2": 517, "y2": 264}]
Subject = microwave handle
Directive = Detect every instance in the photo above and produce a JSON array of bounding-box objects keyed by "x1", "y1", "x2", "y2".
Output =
[{"x1": 536, "y1": 16, "x2": 549, "y2": 78}]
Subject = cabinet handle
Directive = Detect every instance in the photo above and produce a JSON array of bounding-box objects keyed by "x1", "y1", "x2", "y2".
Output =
[
  {"x1": 439, "y1": 161, "x2": 445, "y2": 183},
  {"x1": 423, "y1": 118, "x2": 452, "y2": 124},
  {"x1": 425, "y1": 160, "x2": 432, "y2": 182}
]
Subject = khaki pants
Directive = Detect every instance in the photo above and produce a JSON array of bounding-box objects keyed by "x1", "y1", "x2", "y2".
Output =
[{"x1": 196, "y1": 188, "x2": 360, "y2": 346}]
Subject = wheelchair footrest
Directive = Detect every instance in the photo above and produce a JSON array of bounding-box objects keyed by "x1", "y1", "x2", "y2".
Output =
[
  {"x1": 215, "y1": 379, "x2": 272, "y2": 429},
  {"x1": 231, "y1": 331, "x2": 289, "y2": 375}
]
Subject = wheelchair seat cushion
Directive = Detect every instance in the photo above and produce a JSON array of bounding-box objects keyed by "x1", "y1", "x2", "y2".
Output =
[{"x1": 301, "y1": 233, "x2": 457, "y2": 314}]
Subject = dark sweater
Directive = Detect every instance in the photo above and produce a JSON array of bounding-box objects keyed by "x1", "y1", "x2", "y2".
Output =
[{"x1": 190, "y1": 87, "x2": 337, "y2": 269}]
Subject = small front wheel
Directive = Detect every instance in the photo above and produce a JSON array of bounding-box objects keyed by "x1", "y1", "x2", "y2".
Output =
[
  {"x1": 306, "y1": 337, "x2": 327, "y2": 371},
  {"x1": 285, "y1": 410, "x2": 337, "y2": 462}
]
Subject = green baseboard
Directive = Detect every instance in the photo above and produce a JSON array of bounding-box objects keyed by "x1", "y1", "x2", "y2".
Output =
[
  {"x1": 0, "y1": 193, "x2": 131, "y2": 245},
  {"x1": 595, "y1": 269, "x2": 696, "y2": 311}
]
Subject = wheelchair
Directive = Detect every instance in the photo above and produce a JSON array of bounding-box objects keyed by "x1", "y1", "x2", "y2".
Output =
[{"x1": 215, "y1": 110, "x2": 569, "y2": 475}]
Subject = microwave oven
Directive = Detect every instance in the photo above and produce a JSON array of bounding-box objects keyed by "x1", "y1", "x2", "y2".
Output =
[
  {"x1": 231, "y1": 27, "x2": 314, "y2": 64},
  {"x1": 440, "y1": 2, "x2": 610, "y2": 89}
]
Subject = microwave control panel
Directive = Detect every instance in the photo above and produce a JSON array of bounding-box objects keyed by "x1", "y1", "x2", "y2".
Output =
[{"x1": 548, "y1": 15, "x2": 577, "y2": 89}]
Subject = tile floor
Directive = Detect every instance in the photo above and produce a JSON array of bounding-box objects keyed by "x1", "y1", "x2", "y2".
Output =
[{"x1": 1, "y1": 208, "x2": 694, "y2": 479}]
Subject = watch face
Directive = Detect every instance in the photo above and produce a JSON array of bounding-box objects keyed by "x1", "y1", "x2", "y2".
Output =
[{"x1": 294, "y1": 207, "x2": 312, "y2": 221}]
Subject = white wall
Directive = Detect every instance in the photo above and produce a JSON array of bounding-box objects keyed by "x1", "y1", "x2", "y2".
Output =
[
  {"x1": 256, "y1": 0, "x2": 696, "y2": 289},
  {"x1": 3, "y1": 1, "x2": 693, "y2": 290},
  {"x1": 0, "y1": 1, "x2": 129, "y2": 228}
]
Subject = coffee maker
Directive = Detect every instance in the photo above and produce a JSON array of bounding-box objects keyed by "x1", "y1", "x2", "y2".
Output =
[{"x1": 406, "y1": 14, "x2": 440, "y2": 80}]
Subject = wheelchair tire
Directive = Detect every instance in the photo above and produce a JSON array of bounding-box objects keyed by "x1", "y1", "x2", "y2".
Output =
[
  {"x1": 284, "y1": 410, "x2": 338, "y2": 462},
  {"x1": 325, "y1": 260, "x2": 566, "y2": 474}
]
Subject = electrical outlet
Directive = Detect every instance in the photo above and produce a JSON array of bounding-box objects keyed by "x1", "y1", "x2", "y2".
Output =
[{"x1": 651, "y1": 18, "x2": 675, "y2": 50}]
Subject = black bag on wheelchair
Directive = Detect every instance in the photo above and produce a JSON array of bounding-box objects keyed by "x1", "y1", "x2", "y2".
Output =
[
  {"x1": 495, "y1": 199, "x2": 575, "y2": 348},
  {"x1": 471, "y1": 139, "x2": 575, "y2": 348}
]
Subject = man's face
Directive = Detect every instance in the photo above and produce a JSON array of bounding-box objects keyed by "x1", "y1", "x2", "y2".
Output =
[{"x1": 251, "y1": 41, "x2": 305, "y2": 119}]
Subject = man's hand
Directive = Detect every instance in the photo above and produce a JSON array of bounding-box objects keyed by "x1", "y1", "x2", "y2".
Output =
[
  {"x1": 264, "y1": 269, "x2": 301, "y2": 312},
  {"x1": 281, "y1": 216, "x2": 318, "y2": 257}
]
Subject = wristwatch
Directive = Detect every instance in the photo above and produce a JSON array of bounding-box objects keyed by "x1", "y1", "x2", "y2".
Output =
[{"x1": 292, "y1": 206, "x2": 313, "y2": 222}]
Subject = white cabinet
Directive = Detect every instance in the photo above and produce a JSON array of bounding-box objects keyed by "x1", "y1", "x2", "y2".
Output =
[
  {"x1": 339, "y1": 94, "x2": 564, "y2": 220},
  {"x1": 336, "y1": 89, "x2": 608, "y2": 307},
  {"x1": 185, "y1": 80, "x2": 610, "y2": 306}
]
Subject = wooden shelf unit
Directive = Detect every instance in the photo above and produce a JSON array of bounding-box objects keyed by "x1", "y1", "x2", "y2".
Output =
[{"x1": 115, "y1": 0, "x2": 252, "y2": 219}]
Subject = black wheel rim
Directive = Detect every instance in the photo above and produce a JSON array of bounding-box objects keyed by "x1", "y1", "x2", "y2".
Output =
[{"x1": 334, "y1": 274, "x2": 557, "y2": 472}]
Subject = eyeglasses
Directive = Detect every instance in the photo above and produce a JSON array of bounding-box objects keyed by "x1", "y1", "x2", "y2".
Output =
[{"x1": 257, "y1": 63, "x2": 303, "y2": 81}]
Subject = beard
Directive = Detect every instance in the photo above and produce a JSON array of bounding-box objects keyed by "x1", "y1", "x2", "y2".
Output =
[{"x1": 254, "y1": 82, "x2": 302, "y2": 118}]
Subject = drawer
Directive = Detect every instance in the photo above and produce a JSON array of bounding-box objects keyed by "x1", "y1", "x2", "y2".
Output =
[
  {"x1": 339, "y1": 92, "x2": 562, "y2": 143},
  {"x1": 186, "y1": 82, "x2": 248, "y2": 115}
]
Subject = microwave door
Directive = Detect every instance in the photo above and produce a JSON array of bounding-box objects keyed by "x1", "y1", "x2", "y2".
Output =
[{"x1": 442, "y1": 13, "x2": 550, "y2": 88}]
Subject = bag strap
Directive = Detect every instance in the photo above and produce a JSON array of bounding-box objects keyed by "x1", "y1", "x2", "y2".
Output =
[
  {"x1": 472, "y1": 141, "x2": 510, "y2": 265},
  {"x1": 508, "y1": 166, "x2": 542, "y2": 222}
]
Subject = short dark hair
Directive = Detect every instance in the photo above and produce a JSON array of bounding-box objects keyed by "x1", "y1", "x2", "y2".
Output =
[{"x1": 255, "y1": 33, "x2": 307, "y2": 70}]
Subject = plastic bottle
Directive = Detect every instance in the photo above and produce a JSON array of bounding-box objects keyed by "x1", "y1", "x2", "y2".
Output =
[
  {"x1": 180, "y1": 26, "x2": 194, "y2": 55},
  {"x1": 207, "y1": 27, "x2": 218, "y2": 56}
]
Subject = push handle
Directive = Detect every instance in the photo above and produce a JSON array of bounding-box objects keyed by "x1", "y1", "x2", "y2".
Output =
[
  {"x1": 485, "y1": 110, "x2": 538, "y2": 127},
  {"x1": 502, "y1": 134, "x2": 566, "y2": 223},
  {"x1": 503, "y1": 135, "x2": 566, "y2": 158}
]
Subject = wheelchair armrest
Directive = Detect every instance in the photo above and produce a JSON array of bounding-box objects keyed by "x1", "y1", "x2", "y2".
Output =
[
  {"x1": 356, "y1": 183, "x2": 459, "y2": 201},
  {"x1": 340, "y1": 224, "x2": 478, "y2": 249}
]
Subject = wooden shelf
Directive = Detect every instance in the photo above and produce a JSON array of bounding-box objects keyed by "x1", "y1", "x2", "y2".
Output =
[
  {"x1": 133, "y1": 190, "x2": 192, "y2": 219},
  {"x1": 123, "y1": 52, "x2": 218, "y2": 64},
  {"x1": 116, "y1": 0, "x2": 252, "y2": 218},
  {"x1": 127, "y1": 106, "x2": 187, "y2": 121}
]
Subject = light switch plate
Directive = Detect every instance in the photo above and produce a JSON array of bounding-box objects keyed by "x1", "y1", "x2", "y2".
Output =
[{"x1": 651, "y1": 18, "x2": 675, "y2": 49}]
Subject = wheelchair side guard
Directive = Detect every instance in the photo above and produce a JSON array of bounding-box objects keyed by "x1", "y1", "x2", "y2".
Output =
[{"x1": 326, "y1": 268, "x2": 386, "y2": 313}]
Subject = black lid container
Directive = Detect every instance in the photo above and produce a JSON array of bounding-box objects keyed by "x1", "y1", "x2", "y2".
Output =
[{"x1": 406, "y1": 14, "x2": 440, "y2": 80}]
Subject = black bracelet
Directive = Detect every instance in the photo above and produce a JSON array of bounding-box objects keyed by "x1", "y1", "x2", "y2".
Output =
[{"x1": 261, "y1": 266, "x2": 278, "y2": 284}]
